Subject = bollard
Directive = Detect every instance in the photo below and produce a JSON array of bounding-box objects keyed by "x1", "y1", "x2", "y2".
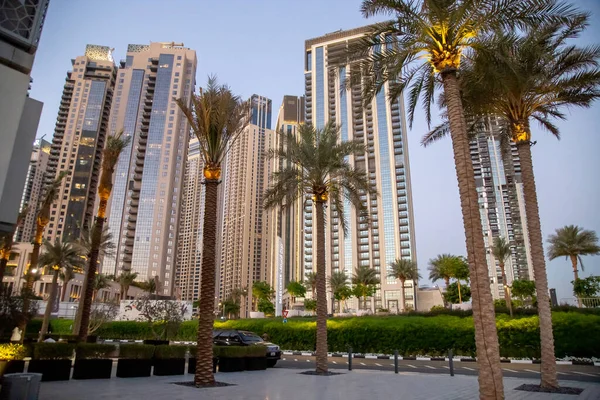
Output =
[
  {"x1": 448, "y1": 349, "x2": 454, "y2": 377},
  {"x1": 394, "y1": 350, "x2": 399, "y2": 374},
  {"x1": 348, "y1": 347, "x2": 353, "y2": 371}
]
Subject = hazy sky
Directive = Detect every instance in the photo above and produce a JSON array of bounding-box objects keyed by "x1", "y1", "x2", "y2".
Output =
[{"x1": 30, "y1": 0, "x2": 600, "y2": 301}]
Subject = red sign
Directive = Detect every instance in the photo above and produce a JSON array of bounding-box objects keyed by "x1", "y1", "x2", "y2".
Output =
[{"x1": 282, "y1": 310, "x2": 288, "y2": 318}]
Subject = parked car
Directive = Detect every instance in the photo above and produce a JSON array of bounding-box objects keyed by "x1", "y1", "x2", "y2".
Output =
[{"x1": 213, "y1": 330, "x2": 281, "y2": 367}]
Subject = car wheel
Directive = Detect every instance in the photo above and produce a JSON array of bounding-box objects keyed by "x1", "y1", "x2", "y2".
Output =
[{"x1": 266, "y1": 360, "x2": 277, "y2": 368}]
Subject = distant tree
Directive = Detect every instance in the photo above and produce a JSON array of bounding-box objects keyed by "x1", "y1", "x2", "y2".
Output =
[
  {"x1": 572, "y1": 276, "x2": 600, "y2": 307},
  {"x1": 257, "y1": 298, "x2": 275, "y2": 315},
  {"x1": 352, "y1": 265, "x2": 380, "y2": 310},
  {"x1": 286, "y1": 281, "x2": 306, "y2": 305},
  {"x1": 304, "y1": 271, "x2": 317, "y2": 299},
  {"x1": 511, "y1": 279, "x2": 537, "y2": 304},
  {"x1": 444, "y1": 282, "x2": 471, "y2": 304},
  {"x1": 304, "y1": 298, "x2": 317, "y2": 312},
  {"x1": 387, "y1": 259, "x2": 421, "y2": 312},
  {"x1": 223, "y1": 298, "x2": 241, "y2": 318},
  {"x1": 118, "y1": 270, "x2": 138, "y2": 300},
  {"x1": 92, "y1": 274, "x2": 111, "y2": 302},
  {"x1": 131, "y1": 297, "x2": 186, "y2": 340},
  {"x1": 491, "y1": 237, "x2": 513, "y2": 316},
  {"x1": 333, "y1": 286, "x2": 353, "y2": 313},
  {"x1": 329, "y1": 271, "x2": 350, "y2": 312}
]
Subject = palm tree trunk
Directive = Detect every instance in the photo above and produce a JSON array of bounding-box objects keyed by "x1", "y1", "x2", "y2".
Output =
[
  {"x1": 38, "y1": 269, "x2": 59, "y2": 342},
  {"x1": 569, "y1": 255, "x2": 582, "y2": 307},
  {"x1": 516, "y1": 141, "x2": 558, "y2": 389},
  {"x1": 499, "y1": 263, "x2": 513, "y2": 317},
  {"x1": 195, "y1": 179, "x2": 218, "y2": 386},
  {"x1": 0, "y1": 256, "x2": 8, "y2": 285},
  {"x1": 400, "y1": 279, "x2": 406, "y2": 312},
  {"x1": 442, "y1": 71, "x2": 504, "y2": 399},
  {"x1": 61, "y1": 281, "x2": 69, "y2": 302},
  {"x1": 19, "y1": 228, "x2": 44, "y2": 338},
  {"x1": 457, "y1": 280, "x2": 462, "y2": 304},
  {"x1": 77, "y1": 215, "x2": 105, "y2": 342},
  {"x1": 314, "y1": 200, "x2": 328, "y2": 374}
]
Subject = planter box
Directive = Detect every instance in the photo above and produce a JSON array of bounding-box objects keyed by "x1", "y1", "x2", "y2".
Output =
[
  {"x1": 218, "y1": 357, "x2": 245, "y2": 372},
  {"x1": 249, "y1": 312, "x2": 265, "y2": 319},
  {"x1": 188, "y1": 357, "x2": 218, "y2": 374},
  {"x1": 73, "y1": 359, "x2": 112, "y2": 380},
  {"x1": 28, "y1": 359, "x2": 72, "y2": 381},
  {"x1": 116, "y1": 359, "x2": 152, "y2": 378},
  {"x1": 153, "y1": 358, "x2": 185, "y2": 376},
  {"x1": 245, "y1": 357, "x2": 267, "y2": 371},
  {"x1": 0, "y1": 360, "x2": 25, "y2": 376}
]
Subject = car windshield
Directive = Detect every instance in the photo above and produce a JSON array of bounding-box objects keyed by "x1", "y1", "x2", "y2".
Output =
[{"x1": 239, "y1": 332, "x2": 263, "y2": 342}]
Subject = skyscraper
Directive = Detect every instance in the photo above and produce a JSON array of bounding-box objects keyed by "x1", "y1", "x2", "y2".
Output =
[
  {"x1": 15, "y1": 138, "x2": 51, "y2": 243},
  {"x1": 267, "y1": 95, "x2": 305, "y2": 313},
  {"x1": 218, "y1": 94, "x2": 275, "y2": 316},
  {"x1": 0, "y1": 0, "x2": 48, "y2": 234},
  {"x1": 45, "y1": 45, "x2": 117, "y2": 243},
  {"x1": 104, "y1": 42, "x2": 197, "y2": 296},
  {"x1": 175, "y1": 137, "x2": 205, "y2": 301},
  {"x1": 304, "y1": 27, "x2": 418, "y2": 313},
  {"x1": 471, "y1": 122, "x2": 533, "y2": 299}
]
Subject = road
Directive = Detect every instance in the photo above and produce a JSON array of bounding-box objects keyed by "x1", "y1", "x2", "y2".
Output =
[{"x1": 275, "y1": 355, "x2": 600, "y2": 383}]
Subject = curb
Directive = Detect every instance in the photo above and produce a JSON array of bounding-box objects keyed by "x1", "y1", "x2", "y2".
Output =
[{"x1": 281, "y1": 351, "x2": 596, "y2": 366}]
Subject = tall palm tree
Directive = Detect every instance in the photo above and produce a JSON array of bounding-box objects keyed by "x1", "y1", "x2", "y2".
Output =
[
  {"x1": 547, "y1": 225, "x2": 600, "y2": 297},
  {"x1": 78, "y1": 131, "x2": 130, "y2": 341},
  {"x1": 350, "y1": 1, "x2": 580, "y2": 396},
  {"x1": 118, "y1": 270, "x2": 138, "y2": 300},
  {"x1": 0, "y1": 205, "x2": 28, "y2": 284},
  {"x1": 92, "y1": 274, "x2": 111, "y2": 302},
  {"x1": 37, "y1": 240, "x2": 85, "y2": 342},
  {"x1": 352, "y1": 265, "x2": 380, "y2": 311},
  {"x1": 71, "y1": 222, "x2": 116, "y2": 334},
  {"x1": 304, "y1": 271, "x2": 318, "y2": 299},
  {"x1": 450, "y1": 256, "x2": 470, "y2": 304},
  {"x1": 428, "y1": 254, "x2": 454, "y2": 288},
  {"x1": 177, "y1": 76, "x2": 249, "y2": 386},
  {"x1": 264, "y1": 121, "x2": 372, "y2": 375},
  {"x1": 19, "y1": 172, "x2": 66, "y2": 335},
  {"x1": 421, "y1": 18, "x2": 598, "y2": 389},
  {"x1": 388, "y1": 259, "x2": 421, "y2": 312},
  {"x1": 491, "y1": 237, "x2": 514, "y2": 317},
  {"x1": 329, "y1": 270, "x2": 349, "y2": 312},
  {"x1": 59, "y1": 267, "x2": 75, "y2": 302}
]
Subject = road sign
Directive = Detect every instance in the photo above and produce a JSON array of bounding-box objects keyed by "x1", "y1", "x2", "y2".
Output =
[
  {"x1": 282, "y1": 309, "x2": 288, "y2": 318},
  {"x1": 283, "y1": 318, "x2": 288, "y2": 324}
]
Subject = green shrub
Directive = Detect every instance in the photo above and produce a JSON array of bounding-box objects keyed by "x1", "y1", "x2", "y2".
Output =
[
  {"x1": 245, "y1": 345, "x2": 267, "y2": 357},
  {"x1": 0, "y1": 344, "x2": 26, "y2": 360},
  {"x1": 33, "y1": 343, "x2": 75, "y2": 360},
  {"x1": 187, "y1": 345, "x2": 219, "y2": 359},
  {"x1": 216, "y1": 346, "x2": 247, "y2": 358},
  {"x1": 154, "y1": 345, "x2": 187, "y2": 359},
  {"x1": 118, "y1": 344, "x2": 154, "y2": 359},
  {"x1": 75, "y1": 343, "x2": 116, "y2": 359}
]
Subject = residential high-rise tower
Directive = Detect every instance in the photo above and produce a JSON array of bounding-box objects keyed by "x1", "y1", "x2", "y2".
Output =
[
  {"x1": 46, "y1": 45, "x2": 117, "y2": 243},
  {"x1": 104, "y1": 42, "x2": 197, "y2": 295},
  {"x1": 304, "y1": 27, "x2": 418, "y2": 313}
]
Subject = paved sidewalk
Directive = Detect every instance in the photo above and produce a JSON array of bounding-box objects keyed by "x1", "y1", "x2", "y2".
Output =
[{"x1": 39, "y1": 368, "x2": 600, "y2": 400}]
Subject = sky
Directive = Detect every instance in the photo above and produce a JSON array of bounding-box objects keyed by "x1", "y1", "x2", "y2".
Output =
[{"x1": 29, "y1": 0, "x2": 600, "y2": 301}]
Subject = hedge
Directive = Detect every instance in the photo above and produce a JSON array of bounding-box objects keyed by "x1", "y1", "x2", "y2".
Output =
[{"x1": 29, "y1": 312, "x2": 600, "y2": 358}]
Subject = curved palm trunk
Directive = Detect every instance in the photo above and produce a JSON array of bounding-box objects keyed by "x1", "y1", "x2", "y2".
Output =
[
  {"x1": 516, "y1": 141, "x2": 558, "y2": 389},
  {"x1": 314, "y1": 201, "x2": 328, "y2": 374},
  {"x1": 457, "y1": 280, "x2": 462, "y2": 304},
  {"x1": 77, "y1": 215, "x2": 105, "y2": 342},
  {"x1": 195, "y1": 179, "x2": 218, "y2": 386},
  {"x1": 0, "y1": 256, "x2": 8, "y2": 288},
  {"x1": 400, "y1": 278, "x2": 406, "y2": 312},
  {"x1": 499, "y1": 263, "x2": 513, "y2": 317},
  {"x1": 19, "y1": 226, "x2": 44, "y2": 338},
  {"x1": 569, "y1": 255, "x2": 582, "y2": 307},
  {"x1": 61, "y1": 280, "x2": 70, "y2": 302},
  {"x1": 442, "y1": 71, "x2": 504, "y2": 399},
  {"x1": 38, "y1": 269, "x2": 59, "y2": 342}
]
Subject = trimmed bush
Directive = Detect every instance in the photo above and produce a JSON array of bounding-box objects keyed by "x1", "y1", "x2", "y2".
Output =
[
  {"x1": 118, "y1": 344, "x2": 154, "y2": 359},
  {"x1": 246, "y1": 345, "x2": 267, "y2": 357},
  {"x1": 75, "y1": 343, "x2": 116, "y2": 359},
  {"x1": 154, "y1": 345, "x2": 187, "y2": 359},
  {"x1": 0, "y1": 344, "x2": 26, "y2": 360},
  {"x1": 33, "y1": 343, "x2": 75, "y2": 360},
  {"x1": 216, "y1": 346, "x2": 247, "y2": 358}
]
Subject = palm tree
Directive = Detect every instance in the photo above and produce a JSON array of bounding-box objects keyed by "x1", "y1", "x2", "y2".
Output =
[
  {"x1": 388, "y1": 259, "x2": 421, "y2": 312},
  {"x1": 264, "y1": 121, "x2": 372, "y2": 375},
  {"x1": 37, "y1": 240, "x2": 85, "y2": 341},
  {"x1": 118, "y1": 270, "x2": 138, "y2": 300},
  {"x1": 59, "y1": 267, "x2": 75, "y2": 302},
  {"x1": 329, "y1": 271, "x2": 349, "y2": 313},
  {"x1": 421, "y1": 18, "x2": 598, "y2": 389},
  {"x1": 427, "y1": 254, "x2": 454, "y2": 288},
  {"x1": 350, "y1": 1, "x2": 580, "y2": 396},
  {"x1": 92, "y1": 274, "x2": 111, "y2": 302},
  {"x1": 352, "y1": 265, "x2": 380, "y2": 311},
  {"x1": 177, "y1": 76, "x2": 249, "y2": 386},
  {"x1": 0, "y1": 205, "x2": 28, "y2": 284},
  {"x1": 450, "y1": 256, "x2": 470, "y2": 304},
  {"x1": 491, "y1": 237, "x2": 514, "y2": 317},
  {"x1": 78, "y1": 131, "x2": 130, "y2": 341},
  {"x1": 547, "y1": 225, "x2": 600, "y2": 298},
  {"x1": 304, "y1": 271, "x2": 317, "y2": 299}
]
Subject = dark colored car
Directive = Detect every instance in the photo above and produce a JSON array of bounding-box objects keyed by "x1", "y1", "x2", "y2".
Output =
[{"x1": 213, "y1": 329, "x2": 281, "y2": 367}]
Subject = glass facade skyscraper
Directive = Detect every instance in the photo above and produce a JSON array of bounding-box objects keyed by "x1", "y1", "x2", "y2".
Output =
[
  {"x1": 45, "y1": 45, "x2": 117, "y2": 243},
  {"x1": 104, "y1": 42, "x2": 197, "y2": 295},
  {"x1": 304, "y1": 26, "x2": 418, "y2": 312}
]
